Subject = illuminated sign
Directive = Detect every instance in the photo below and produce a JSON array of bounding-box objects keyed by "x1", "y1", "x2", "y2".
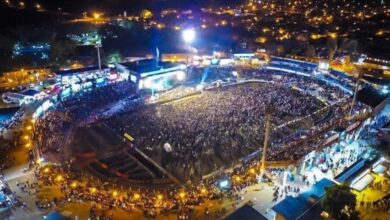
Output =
[{"x1": 124, "y1": 133, "x2": 134, "y2": 141}]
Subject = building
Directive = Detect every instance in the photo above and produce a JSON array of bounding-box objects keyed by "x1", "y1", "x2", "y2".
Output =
[
  {"x1": 272, "y1": 178, "x2": 336, "y2": 220},
  {"x1": 161, "y1": 53, "x2": 193, "y2": 63},
  {"x1": 224, "y1": 204, "x2": 268, "y2": 220},
  {"x1": 54, "y1": 65, "x2": 116, "y2": 93},
  {"x1": 115, "y1": 59, "x2": 186, "y2": 92}
]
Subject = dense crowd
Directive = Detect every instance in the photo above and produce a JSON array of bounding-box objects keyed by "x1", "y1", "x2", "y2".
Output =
[
  {"x1": 28, "y1": 67, "x2": 360, "y2": 181},
  {"x1": 32, "y1": 81, "x2": 136, "y2": 161},
  {"x1": 2, "y1": 66, "x2": 378, "y2": 219},
  {"x1": 107, "y1": 82, "x2": 326, "y2": 179},
  {"x1": 360, "y1": 180, "x2": 390, "y2": 212},
  {"x1": 0, "y1": 108, "x2": 25, "y2": 171}
]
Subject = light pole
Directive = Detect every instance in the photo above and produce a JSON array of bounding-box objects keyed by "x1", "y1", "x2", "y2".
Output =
[
  {"x1": 182, "y1": 28, "x2": 195, "y2": 64},
  {"x1": 349, "y1": 78, "x2": 362, "y2": 118},
  {"x1": 260, "y1": 111, "x2": 272, "y2": 181},
  {"x1": 96, "y1": 44, "x2": 102, "y2": 71}
]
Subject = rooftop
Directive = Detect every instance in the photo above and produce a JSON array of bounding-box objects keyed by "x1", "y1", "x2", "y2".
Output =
[
  {"x1": 224, "y1": 204, "x2": 267, "y2": 220},
  {"x1": 54, "y1": 65, "x2": 109, "y2": 76},
  {"x1": 272, "y1": 178, "x2": 335, "y2": 220},
  {"x1": 120, "y1": 59, "x2": 179, "y2": 74}
]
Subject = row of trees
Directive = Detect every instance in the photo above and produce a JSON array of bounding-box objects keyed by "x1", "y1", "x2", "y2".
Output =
[
  {"x1": 304, "y1": 38, "x2": 359, "y2": 60},
  {"x1": 0, "y1": 27, "x2": 79, "y2": 72}
]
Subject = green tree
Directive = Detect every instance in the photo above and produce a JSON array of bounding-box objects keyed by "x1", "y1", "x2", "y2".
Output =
[
  {"x1": 50, "y1": 38, "x2": 78, "y2": 68},
  {"x1": 323, "y1": 184, "x2": 360, "y2": 220},
  {"x1": 304, "y1": 45, "x2": 316, "y2": 58},
  {"x1": 374, "y1": 140, "x2": 390, "y2": 158},
  {"x1": 0, "y1": 35, "x2": 15, "y2": 69},
  {"x1": 107, "y1": 51, "x2": 122, "y2": 64}
]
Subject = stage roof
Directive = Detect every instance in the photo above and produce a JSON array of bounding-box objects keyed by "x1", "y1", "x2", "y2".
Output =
[
  {"x1": 335, "y1": 159, "x2": 367, "y2": 183},
  {"x1": 224, "y1": 204, "x2": 267, "y2": 220},
  {"x1": 272, "y1": 178, "x2": 334, "y2": 220},
  {"x1": 55, "y1": 65, "x2": 109, "y2": 76},
  {"x1": 120, "y1": 59, "x2": 178, "y2": 74},
  {"x1": 301, "y1": 178, "x2": 336, "y2": 200}
]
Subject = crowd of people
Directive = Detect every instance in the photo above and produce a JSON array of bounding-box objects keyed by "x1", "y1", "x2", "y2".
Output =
[
  {"x1": 0, "y1": 107, "x2": 24, "y2": 131},
  {"x1": 1, "y1": 65, "x2": 381, "y2": 219},
  {"x1": 0, "y1": 176, "x2": 11, "y2": 209},
  {"x1": 32, "y1": 81, "x2": 136, "y2": 161},
  {"x1": 27, "y1": 66, "x2": 367, "y2": 183},
  {"x1": 27, "y1": 66, "x2": 363, "y2": 182},
  {"x1": 106, "y1": 82, "x2": 327, "y2": 179},
  {"x1": 360, "y1": 180, "x2": 390, "y2": 212},
  {"x1": 96, "y1": 67, "x2": 359, "y2": 181},
  {"x1": 32, "y1": 163, "x2": 232, "y2": 219},
  {"x1": 0, "y1": 108, "x2": 25, "y2": 171}
]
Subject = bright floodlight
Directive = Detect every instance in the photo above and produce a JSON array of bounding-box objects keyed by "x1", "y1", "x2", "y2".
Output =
[
  {"x1": 182, "y1": 29, "x2": 195, "y2": 44},
  {"x1": 219, "y1": 180, "x2": 229, "y2": 188},
  {"x1": 176, "y1": 71, "x2": 186, "y2": 81}
]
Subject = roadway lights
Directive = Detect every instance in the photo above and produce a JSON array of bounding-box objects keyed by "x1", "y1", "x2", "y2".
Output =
[
  {"x1": 55, "y1": 175, "x2": 63, "y2": 182},
  {"x1": 133, "y1": 193, "x2": 140, "y2": 200},
  {"x1": 179, "y1": 191, "x2": 186, "y2": 199},
  {"x1": 93, "y1": 13, "x2": 101, "y2": 19},
  {"x1": 182, "y1": 28, "x2": 195, "y2": 44},
  {"x1": 36, "y1": 158, "x2": 44, "y2": 164}
]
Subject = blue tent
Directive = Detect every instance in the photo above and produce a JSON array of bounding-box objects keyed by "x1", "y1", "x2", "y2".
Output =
[
  {"x1": 272, "y1": 178, "x2": 335, "y2": 220},
  {"x1": 44, "y1": 211, "x2": 69, "y2": 220}
]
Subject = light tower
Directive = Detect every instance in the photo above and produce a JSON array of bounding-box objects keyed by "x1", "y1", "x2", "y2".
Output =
[
  {"x1": 182, "y1": 28, "x2": 195, "y2": 44},
  {"x1": 96, "y1": 43, "x2": 102, "y2": 71},
  {"x1": 349, "y1": 68, "x2": 363, "y2": 119},
  {"x1": 260, "y1": 108, "x2": 272, "y2": 180},
  {"x1": 182, "y1": 28, "x2": 196, "y2": 64}
]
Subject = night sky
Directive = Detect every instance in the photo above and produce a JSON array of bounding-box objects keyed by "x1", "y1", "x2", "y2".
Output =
[{"x1": 1, "y1": 0, "x2": 244, "y2": 14}]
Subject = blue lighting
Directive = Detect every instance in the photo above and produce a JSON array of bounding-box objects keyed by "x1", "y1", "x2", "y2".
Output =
[{"x1": 219, "y1": 180, "x2": 229, "y2": 188}]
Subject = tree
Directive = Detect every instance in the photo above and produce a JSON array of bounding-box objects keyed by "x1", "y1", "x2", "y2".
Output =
[
  {"x1": 276, "y1": 45, "x2": 285, "y2": 56},
  {"x1": 374, "y1": 140, "x2": 390, "y2": 158},
  {"x1": 0, "y1": 35, "x2": 15, "y2": 69},
  {"x1": 326, "y1": 37, "x2": 338, "y2": 52},
  {"x1": 323, "y1": 184, "x2": 360, "y2": 220},
  {"x1": 340, "y1": 39, "x2": 358, "y2": 54},
  {"x1": 107, "y1": 51, "x2": 122, "y2": 64},
  {"x1": 304, "y1": 45, "x2": 316, "y2": 58},
  {"x1": 49, "y1": 38, "x2": 78, "y2": 68}
]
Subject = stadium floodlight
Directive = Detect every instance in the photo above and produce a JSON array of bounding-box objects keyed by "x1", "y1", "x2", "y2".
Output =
[
  {"x1": 182, "y1": 28, "x2": 195, "y2": 44},
  {"x1": 144, "y1": 78, "x2": 152, "y2": 88},
  {"x1": 219, "y1": 180, "x2": 229, "y2": 188},
  {"x1": 152, "y1": 81, "x2": 164, "y2": 91},
  {"x1": 176, "y1": 71, "x2": 186, "y2": 81},
  {"x1": 196, "y1": 84, "x2": 204, "y2": 91}
]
